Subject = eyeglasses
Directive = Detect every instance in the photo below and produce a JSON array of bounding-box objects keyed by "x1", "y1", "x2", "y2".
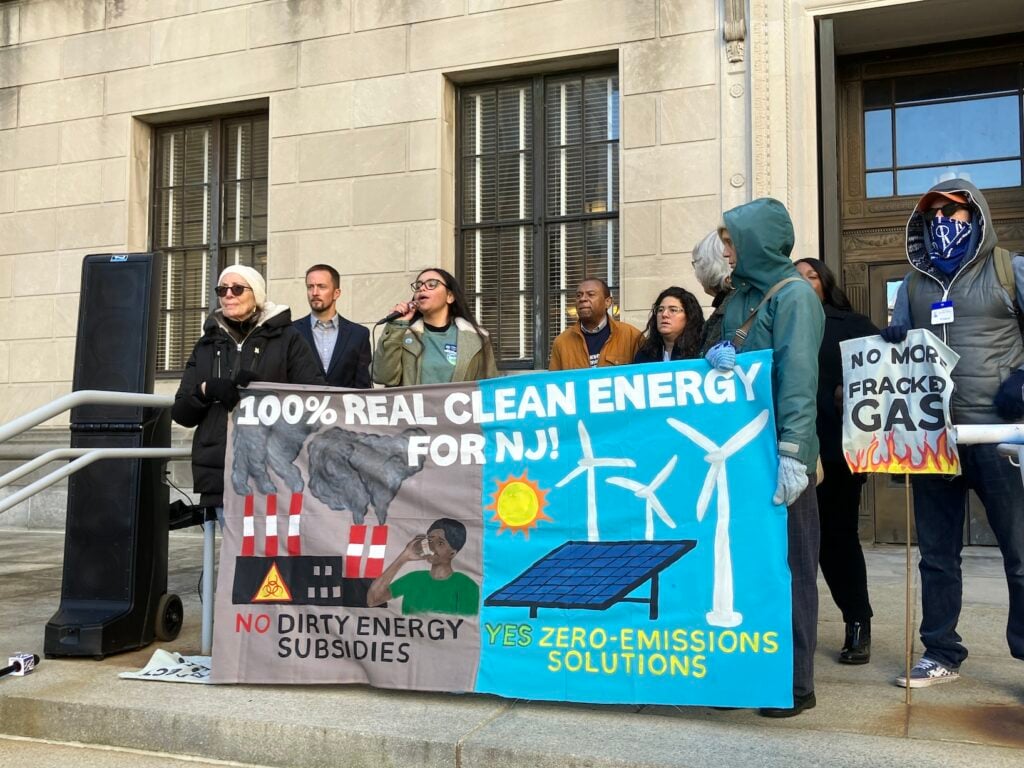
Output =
[
  {"x1": 655, "y1": 306, "x2": 685, "y2": 316},
  {"x1": 215, "y1": 284, "x2": 252, "y2": 298},
  {"x1": 923, "y1": 202, "x2": 969, "y2": 222},
  {"x1": 410, "y1": 278, "x2": 447, "y2": 291}
]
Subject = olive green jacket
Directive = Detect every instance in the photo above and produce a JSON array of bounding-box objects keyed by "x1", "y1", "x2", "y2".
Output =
[{"x1": 372, "y1": 317, "x2": 498, "y2": 386}]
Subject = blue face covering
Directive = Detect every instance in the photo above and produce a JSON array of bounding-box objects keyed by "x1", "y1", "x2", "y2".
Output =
[{"x1": 928, "y1": 215, "x2": 973, "y2": 275}]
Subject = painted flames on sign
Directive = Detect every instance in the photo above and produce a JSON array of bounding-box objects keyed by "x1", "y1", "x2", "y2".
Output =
[{"x1": 844, "y1": 429, "x2": 959, "y2": 475}]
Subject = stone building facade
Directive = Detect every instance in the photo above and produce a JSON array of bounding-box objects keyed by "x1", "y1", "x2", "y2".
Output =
[{"x1": 0, "y1": 0, "x2": 1021, "y2": 539}]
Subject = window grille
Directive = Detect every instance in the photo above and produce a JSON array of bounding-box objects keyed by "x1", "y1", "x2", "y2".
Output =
[
  {"x1": 459, "y1": 70, "x2": 619, "y2": 369},
  {"x1": 152, "y1": 115, "x2": 268, "y2": 373}
]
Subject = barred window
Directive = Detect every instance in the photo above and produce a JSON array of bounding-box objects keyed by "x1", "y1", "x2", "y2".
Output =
[
  {"x1": 152, "y1": 114, "x2": 268, "y2": 373},
  {"x1": 459, "y1": 70, "x2": 620, "y2": 369}
]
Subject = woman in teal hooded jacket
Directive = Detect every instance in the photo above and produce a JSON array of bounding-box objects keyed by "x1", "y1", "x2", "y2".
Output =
[{"x1": 707, "y1": 197, "x2": 825, "y2": 717}]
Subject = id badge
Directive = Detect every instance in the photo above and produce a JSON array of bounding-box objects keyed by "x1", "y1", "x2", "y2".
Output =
[{"x1": 931, "y1": 300, "x2": 954, "y2": 325}]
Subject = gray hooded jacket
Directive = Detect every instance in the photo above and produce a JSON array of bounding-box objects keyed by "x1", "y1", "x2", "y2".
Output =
[{"x1": 890, "y1": 179, "x2": 1024, "y2": 425}]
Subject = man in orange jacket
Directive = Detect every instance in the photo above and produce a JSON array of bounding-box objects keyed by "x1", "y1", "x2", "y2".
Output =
[{"x1": 548, "y1": 278, "x2": 642, "y2": 370}]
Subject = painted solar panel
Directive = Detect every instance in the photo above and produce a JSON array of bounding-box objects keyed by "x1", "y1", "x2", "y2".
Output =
[{"x1": 485, "y1": 539, "x2": 696, "y2": 616}]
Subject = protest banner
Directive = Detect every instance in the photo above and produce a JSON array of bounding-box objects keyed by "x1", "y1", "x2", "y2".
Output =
[
  {"x1": 211, "y1": 351, "x2": 794, "y2": 707},
  {"x1": 841, "y1": 329, "x2": 960, "y2": 474}
]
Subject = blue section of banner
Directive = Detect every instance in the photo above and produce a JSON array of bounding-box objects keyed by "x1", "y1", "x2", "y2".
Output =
[{"x1": 474, "y1": 351, "x2": 793, "y2": 706}]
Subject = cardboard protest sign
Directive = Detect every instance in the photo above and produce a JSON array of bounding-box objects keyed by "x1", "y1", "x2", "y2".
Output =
[
  {"x1": 841, "y1": 329, "x2": 960, "y2": 474},
  {"x1": 212, "y1": 351, "x2": 794, "y2": 707}
]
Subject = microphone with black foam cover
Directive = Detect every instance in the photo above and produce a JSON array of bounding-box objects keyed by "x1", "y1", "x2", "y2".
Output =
[
  {"x1": 375, "y1": 300, "x2": 417, "y2": 326},
  {"x1": 1, "y1": 653, "x2": 39, "y2": 678}
]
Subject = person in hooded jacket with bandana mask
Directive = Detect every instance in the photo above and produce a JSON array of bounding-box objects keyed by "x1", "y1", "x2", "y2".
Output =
[
  {"x1": 704, "y1": 198, "x2": 825, "y2": 717},
  {"x1": 881, "y1": 179, "x2": 1024, "y2": 689}
]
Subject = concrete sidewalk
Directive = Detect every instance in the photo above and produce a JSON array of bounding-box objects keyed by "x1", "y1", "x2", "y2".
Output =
[{"x1": 0, "y1": 529, "x2": 1021, "y2": 768}]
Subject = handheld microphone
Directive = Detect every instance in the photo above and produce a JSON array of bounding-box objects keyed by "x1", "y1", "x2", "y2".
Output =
[
  {"x1": 1, "y1": 653, "x2": 39, "y2": 677},
  {"x1": 375, "y1": 300, "x2": 416, "y2": 326}
]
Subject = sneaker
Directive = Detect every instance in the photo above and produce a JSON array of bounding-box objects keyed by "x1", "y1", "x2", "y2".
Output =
[{"x1": 895, "y1": 657, "x2": 960, "y2": 688}]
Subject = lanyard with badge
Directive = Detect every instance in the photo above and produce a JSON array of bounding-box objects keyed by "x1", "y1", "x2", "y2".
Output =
[{"x1": 931, "y1": 300, "x2": 954, "y2": 325}]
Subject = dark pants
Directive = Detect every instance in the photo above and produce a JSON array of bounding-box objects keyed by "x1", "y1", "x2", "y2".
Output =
[
  {"x1": 817, "y1": 461, "x2": 873, "y2": 624},
  {"x1": 910, "y1": 443, "x2": 1024, "y2": 667},
  {"x1": 789, "y1": 480, "x2": 820, "y2": 697}
]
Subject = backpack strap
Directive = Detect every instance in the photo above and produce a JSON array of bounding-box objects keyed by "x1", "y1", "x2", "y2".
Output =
[
  {"x1": 993, "y1": 246, "x2": 1024, "y2": 339},
  {"x1": 993, "y1": 246, "x2": 1016, "y2": 301},
  {"x1": 732, "y1": 276, "x2": 804, "y2": 350}
]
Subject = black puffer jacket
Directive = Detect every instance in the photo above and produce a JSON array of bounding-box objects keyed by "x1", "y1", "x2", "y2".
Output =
[
  {"x1": 172, "y1": 303, "x2": 324, "y2": 506},
  {"x1": 817, "y1": 305, "x2": 879, "y2": 463}
]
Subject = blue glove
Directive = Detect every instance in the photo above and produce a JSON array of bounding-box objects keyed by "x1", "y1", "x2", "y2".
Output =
[
  {"x1": 705, "y1": 341, "x2": 736, "y2": 371},
  {"x1": 994, "y1": 370, "x2": 1024, "y2": 422},
  {"x1": 773, "y1": 456, "x2": 808, "y2": 506},
  {"x1": 879, "y1": 324, "x2": 908, "y2": 343}
]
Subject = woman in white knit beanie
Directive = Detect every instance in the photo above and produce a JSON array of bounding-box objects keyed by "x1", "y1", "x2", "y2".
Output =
[{"x1": 171, "y1": 263, "x2": 323, "y2": 512}]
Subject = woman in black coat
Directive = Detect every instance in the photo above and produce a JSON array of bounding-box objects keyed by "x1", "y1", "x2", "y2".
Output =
[
  {"x1": 633, "y1": 286, "x2": 705, "y2": 363},
  {"x1": 795, "y1": 257, "x2": 879, "y2": 665},
  {"x1": 172, "y1": 265, "x2": 324, "y2": 511}
]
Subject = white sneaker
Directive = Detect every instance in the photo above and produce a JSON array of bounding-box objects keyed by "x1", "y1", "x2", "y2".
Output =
[{"x1": 895, "y1": 657, "x2": 960, "y2": 688}]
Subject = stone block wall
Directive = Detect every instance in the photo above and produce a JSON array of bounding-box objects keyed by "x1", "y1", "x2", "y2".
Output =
[{"x1": 0, "y1": 0, "x2": 740, "y2": 526}]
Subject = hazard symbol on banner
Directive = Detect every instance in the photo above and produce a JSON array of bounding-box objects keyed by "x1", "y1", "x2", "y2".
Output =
[{"x1": 252, "y1": 562, "x2": 292, "y2": 602}]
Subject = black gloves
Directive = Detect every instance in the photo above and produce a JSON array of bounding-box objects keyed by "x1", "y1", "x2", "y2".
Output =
[
  {"x1": 995, "y1": 370, "x2": 1024, "y2": 422},
  {"x1": 198, "y1": 370, "x2": 259, "y2": 412},
  {"x1": 879, "y1": 324, "x2": 908, "y2": 343},
  {"x1": 201, "y1": 378, "x2": 241, "y2": 410}
]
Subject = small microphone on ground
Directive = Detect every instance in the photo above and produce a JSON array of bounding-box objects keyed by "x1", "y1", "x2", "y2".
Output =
[{"x1": 1, "y1": 653, "x2": 39, "y2": 678}]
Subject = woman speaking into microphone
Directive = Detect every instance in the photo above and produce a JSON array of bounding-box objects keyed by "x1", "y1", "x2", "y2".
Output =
[{"x1": 373, "y1": 267, "x2": 497, "y2": 386}]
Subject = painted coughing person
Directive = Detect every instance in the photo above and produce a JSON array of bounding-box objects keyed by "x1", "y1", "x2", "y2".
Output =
[
  {"x1": 633, "y1": 286, "x2": 705, "y2": 363},
  {"x1": 366, "y1": 518, "x2": 480, "y2": 616},
  {"x1": 372, "y1": 267, "x2": 497, "y2": 386},
  {"x1": 171, "y1": 265, "x2": 324, "y2": 520},
  {"x1": 795, "y1": 257, "x2": 878, "y2": 666},
  {"x1": 703, "y1": 198, "x2": 825, "y2": 717}
]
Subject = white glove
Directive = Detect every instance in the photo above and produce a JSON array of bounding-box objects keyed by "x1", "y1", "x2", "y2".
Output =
[
  {"x1": 773, "y1": 455, "x2": 808, "y2": 506},
  {"x1": 705, "y1": 341, "x2": 736, "y2": 371}
]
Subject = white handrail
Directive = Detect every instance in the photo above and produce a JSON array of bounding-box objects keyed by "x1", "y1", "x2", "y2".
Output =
[
  {"x1": 0, "y1": 390, "x2": 173, "y2": 444},
  {"x1": 0, "y1": 448, "x2": 117, "y2": 488},
  {"x1": 953, "y1": 424, "x2": 1024, "y2": 445},
  {"x1": 0, "y1": 447, "x2": 190, "y2": 515}
]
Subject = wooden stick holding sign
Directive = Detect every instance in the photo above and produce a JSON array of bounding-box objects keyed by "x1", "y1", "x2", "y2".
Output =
[{"x1": 839, "y1": 328, "x2": 960, "y2": 705}]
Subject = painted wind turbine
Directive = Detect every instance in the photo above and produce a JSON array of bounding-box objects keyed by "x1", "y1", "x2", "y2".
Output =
[
  {"x1": 667, "y1": 410, "x2": 770, "y2": 628},
  {"x1": 606, "y1": 456, "x2": 679, "y2": 541},
  {"x1": 555, "y1": 420, "x2": 636, "y2": 541}
]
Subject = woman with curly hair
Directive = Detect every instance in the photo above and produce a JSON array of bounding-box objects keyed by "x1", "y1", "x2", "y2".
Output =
[{"x1": 633, "y1": 286, "x2": 705, "y2": 363}]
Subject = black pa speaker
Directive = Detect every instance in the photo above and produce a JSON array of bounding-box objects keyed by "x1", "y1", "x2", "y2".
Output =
[
  {"x1": 44, "y1": 412, "x2": 174, "y2": 657},
  {"x1": 70, "y1": 253, "x2": 162, "y2": 425},
  {"x1": 45, "y1": 252, "x2": 181, "y2": 658}
]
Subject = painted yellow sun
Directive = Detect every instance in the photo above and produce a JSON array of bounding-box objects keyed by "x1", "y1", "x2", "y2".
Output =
[{"x1": 486, "y1": 473, "x2": 552, "y2": 538}]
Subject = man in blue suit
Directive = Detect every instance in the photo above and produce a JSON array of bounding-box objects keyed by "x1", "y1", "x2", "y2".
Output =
[{"x1": 292, "y1": 264, "x2": 371, "y2": 388}]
